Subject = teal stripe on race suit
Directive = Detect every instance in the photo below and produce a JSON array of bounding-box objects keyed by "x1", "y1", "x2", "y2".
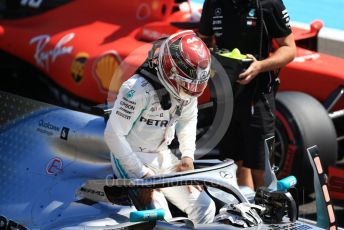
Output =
[{"x1": 111, "y1": 154, "x2": 155, "y2": 210}]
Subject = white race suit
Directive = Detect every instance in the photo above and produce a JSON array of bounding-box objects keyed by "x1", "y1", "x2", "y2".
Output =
[{"x1": 104, "y1": 74, "x2": 215, "y2": 224}]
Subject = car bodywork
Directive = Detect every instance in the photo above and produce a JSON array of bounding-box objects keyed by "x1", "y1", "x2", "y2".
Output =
[
  {"x1": 0, "y1": 0, "x2": 343, "y2": 195},
  {"x1": 0, "y1": 91, "x2": 337, "y2": 229}
]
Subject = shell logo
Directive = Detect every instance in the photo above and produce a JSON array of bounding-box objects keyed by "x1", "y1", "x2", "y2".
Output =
[
  {"x1": 70, "y1": 52, "x2": 89, "y2": 84},
  {"x1": 93, "y1": 51, "x2": 122, "y2": 94}
]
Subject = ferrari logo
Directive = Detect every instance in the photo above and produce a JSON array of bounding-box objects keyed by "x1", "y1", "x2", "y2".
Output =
[{"x1": 70, "y1": 52, "x2": 89, "y2": 84}]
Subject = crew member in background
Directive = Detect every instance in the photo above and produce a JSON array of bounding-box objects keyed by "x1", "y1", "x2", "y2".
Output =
[{"x1": 198, "y1": 0, "x2": 296, "y2": 190}]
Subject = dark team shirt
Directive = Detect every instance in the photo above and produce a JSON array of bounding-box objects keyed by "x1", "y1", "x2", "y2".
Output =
[{"x1": 199, "y1": 0, "x2": 292, "y2": 90}]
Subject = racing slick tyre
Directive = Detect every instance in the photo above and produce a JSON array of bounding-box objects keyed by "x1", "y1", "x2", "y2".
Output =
[
  {"x1": 274, "y1": 92, "x2": 337, "y2": 193},
  {"x1": 195, "y1": 57, "x2": 233, "y2": 157}
]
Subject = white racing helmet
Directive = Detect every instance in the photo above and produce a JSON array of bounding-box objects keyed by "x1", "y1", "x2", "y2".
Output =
[{"x1": 156, "y1": 30, "x2": 211, "y2": 100}]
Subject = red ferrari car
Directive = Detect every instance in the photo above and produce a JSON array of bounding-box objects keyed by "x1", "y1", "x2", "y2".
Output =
[{"x1": 0, "y1": 0, "x2": 343, "y2": 197}]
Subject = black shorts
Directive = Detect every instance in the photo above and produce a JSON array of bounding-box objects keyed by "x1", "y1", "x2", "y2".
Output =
[{"x1": 219, "y1": 89, "x2": 276, "y2": 170}]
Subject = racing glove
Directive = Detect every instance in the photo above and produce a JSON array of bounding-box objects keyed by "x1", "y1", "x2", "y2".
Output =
[{"x1": 214, "y1": 203, "x2": 265, "y2": 227}]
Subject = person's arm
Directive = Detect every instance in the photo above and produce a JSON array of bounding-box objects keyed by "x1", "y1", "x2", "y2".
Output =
[
  {"x1": 238, "y1": 33, "x2": 296, "y2": 85},
  {"x1": 104, "y1": 76, "x2": 151, "y2": 178},
  {"x1": 238, "y1": 0, "x2": 296, "y2": 85},
  {"x1": 175, "y1": 98, "x2": 198, "y2": 163},
  {"x1": 175, "y1": 99, "x2": 203, "y2": 192},
  {"x1": 260, "y1": 33, "x2": 296, "y2": 71}
]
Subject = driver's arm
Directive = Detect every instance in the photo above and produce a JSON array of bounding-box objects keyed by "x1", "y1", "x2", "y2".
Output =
[
  {"x1": 175, "y1": 98, "x2": 198, "y2": 169},
  {"x1": 104, "y1": 77, "x2": 150, "y2": 178}
]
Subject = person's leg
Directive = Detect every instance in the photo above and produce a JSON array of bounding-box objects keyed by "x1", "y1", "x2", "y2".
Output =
[
  {"x1": 221, "y1": 91, "x2": 257, "y2": 189},
  {"x1": 242, "y1": 126, "x2": 267, "y2": 190},
  {"x1": 244, "y1": 92, "x2": 276, "y2": 189},
  {"x1": 161, "y1": 186, "x2": 215, "y2": 224},
  {"x1": 236, "y1": 160, "x2": 254, "y2": 190},
  {"x1": 219, "y1": 109, "x2": 250, "y2": 188},
  {"x1": 110, "y1": 153, "x2": 173, "y2": 219},
  {"x1": 252, "y1": 169, "x2": 265, "y2": 189},
  {"x1": 150, "y1": 190, "x2": 173, "y2": 220}
]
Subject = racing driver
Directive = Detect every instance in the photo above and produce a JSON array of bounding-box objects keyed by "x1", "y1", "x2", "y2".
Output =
[{"x1": 104, "y1": 30, "x2": 215, "y2": 224}]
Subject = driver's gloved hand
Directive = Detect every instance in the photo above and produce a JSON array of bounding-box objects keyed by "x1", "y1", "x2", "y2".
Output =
[
  {"x1": 214, "y1": 203, "x2": 265, "y2": 227},
  {"x1": 232, "y1": 203, "x2": 264, "y2": 226}
]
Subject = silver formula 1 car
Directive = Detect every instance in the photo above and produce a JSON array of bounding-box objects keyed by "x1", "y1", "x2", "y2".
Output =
[{"x1": 0, "y1": 91, "x2": 338, "y2": 230}]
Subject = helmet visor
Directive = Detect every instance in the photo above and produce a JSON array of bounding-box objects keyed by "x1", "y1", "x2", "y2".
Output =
[{"x1": 175, "y1": 72, "x2": 209, "y2": 97}]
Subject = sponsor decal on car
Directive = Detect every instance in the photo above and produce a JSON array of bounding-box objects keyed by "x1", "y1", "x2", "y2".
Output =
[
  {"x1": 71, "y1": 52, "x2": 89, "y2": 84},
  {"x1": 293, "y1": 53, "x2": 320, "y2": 62},
  {"x1": 30, "y1": 33, "x2": 74, "y2": 71},
  {"x1": 46, "y1": 157, "x2": 63, "y2": 175},
  {"x1": 219, "y1": 171, "x2": 233, "y2": 179},
  {"x1": 60, "y1": 127, "x2": 70, "y2": 140},
  {"x1": 141, "y1": 28, "x2": 170, "y2": 41},
  {"x1": 93, "y1": 51, "x2": 122, "y2": 94},
  {"x1": 79, "y1": 187, "x2": 105, "y2": 197},
  {"x1": 328, "y1": 166, "x2": 344, "y2": 200},
  {"x1": 36, "y1": 119, "x2": 60, "y2": 136}
]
